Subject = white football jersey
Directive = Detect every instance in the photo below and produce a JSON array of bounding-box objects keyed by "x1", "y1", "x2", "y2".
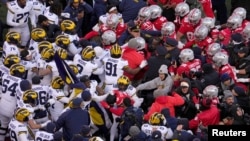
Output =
[
  {"x1": 73, "y1": 54, "x2": 102, "y2": 77},
  {"x1": 48, "y1": 87, "x2": 68, "y2": 121},
  {"x1": 2, "y1": 41, "x2": 20, "y2": 59},
  {"x1": 29, "y1": 39, "x2": 40, "y2": 62},
  {"x1": 9, "y1": 119, "x2": 30, "y2": 141},
  {"x1": 103, "y1": 57, "x2": 128, "y2": 84},
  {"x1": 30, "y1": 0, "x2": 46, "y2": 27},
  {"x1": 35, "y1": 130, "x2": 54, "y2": 141},
  {"x1": 6, "y1": 0, "x2": 33, "y2": 27},
  {"x1": 0, "y1": 64, "x2": 10, "y2": 77},
  {"x1": 0, "y1": 74, "x2": 22, "y2": 118},
  {"x1": 40, "y1": 60, "x2": 58, "y2": 86},
  {"x1": 44, "y1": 6, "x2": 59, "y2": 25},
  {"x1": 141, "y1": 124, "x2": 173, "y2": 140},
  {"x1": 32, "y1": 84, "x2": 50, "y2": 106}
]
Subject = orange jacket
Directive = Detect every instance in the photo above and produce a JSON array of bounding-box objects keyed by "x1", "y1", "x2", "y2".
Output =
[{"x1": 144, "y1": 92, "x2": 184, "y2": 121}]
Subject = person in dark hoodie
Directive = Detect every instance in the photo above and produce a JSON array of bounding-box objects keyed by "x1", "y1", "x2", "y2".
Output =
[
  {"x1": 174, "y1": 78, "x2": 199, "y2": 120},
  {"x1": 230, "y1": 105, "x2": 246, "y2": 125},
  {"x1": 232, "y1": 86, "x2": 250, "y2": 114},
  {"x1": 161, "y1": 108, "x2": 178, "y2": 132},
  {"x1": 63, "y1": 0, "x2": 93, "y2": 37},
  {"x1": 172, "y1": 118, "x2": 196, "y2": 141},
  {"x1": 198, "y1": 63, "x2": 220, "y2": 90}
]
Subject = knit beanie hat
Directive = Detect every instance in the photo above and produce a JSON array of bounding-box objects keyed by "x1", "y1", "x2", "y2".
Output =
[
  {"x1": 220, "y1": 73, "x2": 231, "y2": 82},
  {"x1": 223, "y1": 90, "x2": 233, "y2": 101},
  {"x1": 20, "y1": 80, "x2": 31, "y2": 91},
  {"x1": 158, "y1": 64, "x2": 168, "y2": 74},
  {"x1": 129, "y1": 126, "x2": 141, "y2": 137},
  {"x1": 233, "y1": 86, "x2": 245, "y2": 96},
  {"x1": 153, "y1": 89, "x2": 165, "y2": 98}
]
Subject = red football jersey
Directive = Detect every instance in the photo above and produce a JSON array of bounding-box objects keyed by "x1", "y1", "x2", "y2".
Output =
[
  {"x1": 176, "y1": 59, "x2": 202, "y2": 76},
  {"x1": 219, "y1": 64, "x2": 237, "y2": 82},
  {"x1": 198, "y1": 0, "x2": 215, "y2": 18},
  {"x1": 178, "y1": 21, "x2": 201, "y2": 42},
  {"x1": 152, "y1": 16, "x2": 167, "y2": 31}
]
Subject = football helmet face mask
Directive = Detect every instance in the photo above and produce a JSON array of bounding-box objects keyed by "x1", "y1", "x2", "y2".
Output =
[
  {"x1": 117, "y1": 75, "x2": 130, "y2": 91},
  {"x1": 149, "y1": 5, "x2": 162, "y2": 19},
  {"x1": 138, "y1": 7, "x2": 151, "y2": 22},
  {"x1": 149, "y1": 112, "x2": 167, "y2": 125},
  {"x1": 5, "y1": 31, "x2": 21, "y2": 45},
  {"x1": 31, "y1": 28, "x2": 47, "y2": 42},
  {"x1": 81, "y1": 47, "x2": 96, "y2": 61},
  {"x1": 22, "y1": 90, "x2": 38, "y2": 105},
  {"x1": 41, "y1": 48, "x2": 55, "y2": 62},
  {"x1": 201, "y1": 17, "x2": 215, "y2": 29},
  {"x1": 203, "y1": 85, "x2": 218, "y2": 98},
  {"x1": 233, "y1": 7, "x2": 247, "y2": 20},
  {"x1": 135, "y1": 37, "x2": 146, "y2": 51},
  {"x1": 10, "y1": 64, "x2": 26, "y2": 78},
  {"x1": 179, "y1": 48, "x2": 194, "y2": 63},
  {"x1": 227, "y1": 14, "x2": 243, "y2": 29},
  {"x1": 175, "y1": 2, "x2": 190, "y2": 17},
  {"x1": 38, "y1": 41, "x2": 53, "y2": 53},
  {"x1": 207, "y1": 43, "x2": 221, "y2": 56},
  {"x1": 51, "y1": 76, "x2": 65, "y2": 89},
  {"x1": 60, "y1": 20, "x2": 76, "y2": 35},
  {"x1": 106, "y1": 13, "x2": 119, "y2": 30},
  {"x1": 188, "y1": 8, "x2": 201, "y2": 25},
  {"x1": 101, "y1": 30, "x2": 116, "y2": 46},
  {"x1": 110, "y1": 44, "x2": 122, "y2": 58},
  {"x1": 194, "y1": 25, "x2": 209, "y2": 41},
  {"x1": 15, "y1": 108, "x2": 30, "y2": 122},
  {"x1": 57, "y1": 48, "x2": 68, "y2": 60},
  {"x1": 212, "y1": 52, "x2": 229, "y2": 67},
  {"x1": 161, "y1": 22, "x2": 175, "y2": 36},
  {"x1": 3, "y1": 54, "x2": 21, "y2": 68},
  {"x1": 55, "y1": 35, "x2": 70, "y2": 49}
]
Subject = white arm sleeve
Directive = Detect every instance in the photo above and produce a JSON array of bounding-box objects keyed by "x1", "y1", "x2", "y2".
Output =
[
  {"x1": 29, "y1": 10, "x2": 36, "y2": 28},
  {"x1": 58, "y1": 96, "x2": 72, "y2": 104},
  {"x1": 68, "y1": 43, "x2": 81, "y2": 55}
]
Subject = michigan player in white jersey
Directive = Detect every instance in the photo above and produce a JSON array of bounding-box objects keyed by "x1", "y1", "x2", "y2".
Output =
[
  {"x1": 8, "y1": 108, "x2": 32, "y2": 141},
  {"x1": 60, "y1": 20, "x2": 82, "y2": 55},
  {"x1": 31, "y1": 76, "x2": 50, "y2": 124},
  {"x1": 6, "y1": 0, "x2": 33, "y2": 46},
  {"x1": 29, "y1": 28, "x2": 47, "y2": 62},
  {"x1": 30, "y1": 0, "x2": 46, "y2": 28},
  {"x1": 141, "y1": 112, "x2": 173, "y2": 140},
  {"x1": 73, "y1": 47, "x2": 103, "y2": 77},
  {"x1": 35, "y1": 122, "x2": 55, "y2": 141},
  {"x1": 102, "y1": 44, "x2": 142, "y2": 93},
  {"x1": 0, "y1": 64, "x2": 25, "y2": 140},
  {"x1": 43, "y1": 3, "x2": 60, "y2": 25},
  {"x1": 48, "y1": 76, "x2": 74, "y2": 121},
  {"x1": 38, "y1": 48, "x2": 59, "y2": 85},
  {"x1": 3, "y1": 31, "x2": 22, "y2": 59}
]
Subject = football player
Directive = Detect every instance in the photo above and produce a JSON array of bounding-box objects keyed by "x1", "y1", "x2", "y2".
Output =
[
  {"x1": 38, "y1": 48, "x2": 58, "y2": 85},
  {"x1": 35, "y1": 122, "x2": 56, "y2": 141},
  {"x1": 101, "y1": 30, "x2": 117, "y2": 50},
  {"x1": 3, "y1": 31, "x2": 22, "y2": 59},
  {"x1": 60, "y1": 20, "x2": 82, "y2": 56},
  {"x1": 161, "y1": 21, "x2": 176, "y2": 40},
  {"x1": 174, "y1": 2, "x2": 190, "y2": 31},
  {"x1": 30, "y1": 0, "x2": 46, "y2": 28},
  {"x1": 174, "y1": 49, "x2": 202, "y2": 82},
  {"x1": 73, "y1": 47, "x2": 103, "y2": 77},
  {"x1": 232, "y1": 7, "x2": 250, "y2": 29},
  {"x1": 149, "y1": 4, "x2": 167, "y2": 31},
  {"x1": 0, "y1": 64, "x2": 26, "y2": 140},
  {"x1": 6, "y1": 0, "x2": 33, "y2": 47},
  {"x1": 135, "y1": 6, "x2": 154, "y2": 31},
  {"x1": 141, "y1": 112, "x2": 173, "y2": 140},
  {"x1": 48, "y1": 76, "x2": 74, "y2": 121},
  {"x1": 102, "y1": 44, "x2": 141, "y2": 93}
]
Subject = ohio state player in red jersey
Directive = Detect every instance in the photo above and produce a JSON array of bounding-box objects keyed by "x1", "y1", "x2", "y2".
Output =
[
  {"x1": 232, "y1": 7, "x2": 250, "y2": 29},
  {"x1": 161, "y1": 21, "x2": 177, "y2": 40},
  {"x1": 100, "y1": 13, "x2": 127, "y2": 38},
  {"x1": 174, "y1": 49, "x2": 202, "y2": 82},
  {"x1": 227, "y1": 14, "x2": 244, "y2": 33},
  {"x1": 212, "y1": 52, "x2": 237, "y2": 82},
  {"x1": 174, "y1": 2, "x2": 190, "y2": 31},
  {"x1": 135, "y1": 6, "x2": 154, "y2": 31},
  {"x1": 198, "y1": 0, "x2": 215, "y2": 19},
  {"x1": 184, "y1": 25, "x2": 213, "y2": 50},
  {"x1": 177, "y1": 8, "x2": 202, "y2": 44},
  {"x1": 149, "y1": 5, "x2": 167, "y2": 31},
  {"x1": 205, "y1": 42, "x2": 228, "y2": 64}
]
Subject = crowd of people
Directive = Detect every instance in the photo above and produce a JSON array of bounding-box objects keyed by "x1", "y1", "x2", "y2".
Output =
[{"x1": 0, "y1": 0, "x2": 250, "y2": 141}]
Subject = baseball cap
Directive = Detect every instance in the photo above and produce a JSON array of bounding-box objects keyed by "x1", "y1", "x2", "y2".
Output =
[
  {"x1": 238, "y1": 46, "x2": 249, "y2": 54},
  {"x1": 165, "y1": 37, "x2": 178, "y2": 47},
  {"x1": 151, "y1": 130, "x2": 163, "y2": 141},
  {"x1": 70, "y1": 97, "x2": 83, "y2": 108}
]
